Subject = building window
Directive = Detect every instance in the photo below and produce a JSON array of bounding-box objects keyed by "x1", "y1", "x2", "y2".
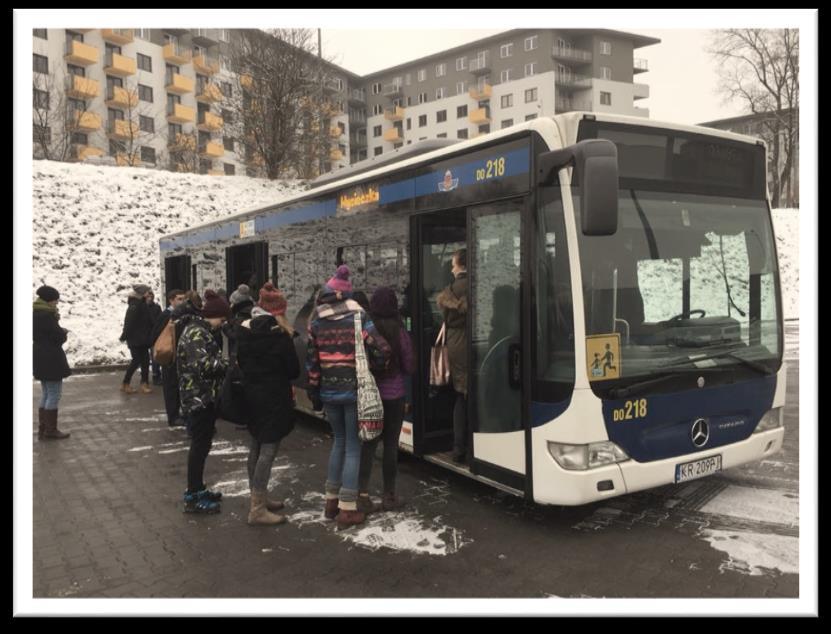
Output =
[
  {"x1": 418, "y1": 69, "x2": 426, "y2": 82},
  {"x1": 199, "y1": 159, "x2": 211, "y2": 175},
  {"x1": 219, "y1": 30, "x2": 230, "y2": 42},
  {"x1": 436, "y1": 63, "x2": 446, "y2": 77},
  {"x1": 140, "y1": 115, "x2": 154, "y2": 133},
  {"x1": 437, "y1": 133, "x2": 447, "y2": 138},
  {"x1": 137, "y1": 53, "x2": 152, "y2": 72},
  {"x1": 222, "y1": 108, "x2": 233, "y2": 124},
  {"x1": 601, "y1": 41, "x2": 612, "y2": 55},
  {"x1": 223, "y1": 136, "x2": 234, "y2": 151},
  {"x1": 479, "y1": 125, "x2": 490, "y2": 135},
  {"x1": 222, "y1": 82, "x2": 232, "y2": 98},
  {"x1": 436, "y1": 87, "x2": 446, "y2": 100},
  {"x1": 436, "y1": 110, "x2": 447, "y2": 123},
  {"x1": 374, "y1": 147, "x2": 383, "y2": 156},
  {"x1": 600, "y1": 91, "x2": 612, "y2": 106},
  {"x1": 500, "y1": 69, "x2": 512, "y2": 84},
  {"x1": 372, "y1": 82, "x2": 382, "y2": 95},
  {"x1": 33, "y1": 53, "x2": 48, "y2": 74},
  {"x1": 501, "y1": 119, "x2": 514, "y2": 129},
  {"x1": 224, "y1": 163, "x2": 235, "y2": 175},
  {"x1": 141, "y1": 146, "x2": 156, "y2": 164},
  {"x1": 457, "y1": 105, "x2": 468, "y2": 118},
  {"x1": 109, "y1": 139, "x2": 126, "y2": 157},
  {"x1": 70, "y1": 132, "x2": 87, "y2": 145},
  {"x1": 406, "y1": 118, "x2": 411, "y2": 130},
  {"x1": 33, "y1": 88, "x2": 49, "y2": 110},
  {"x1": 525, "y1": 87, "x2": 538, "y2": 103},
  {"x1": 136, "y1": 28, "x2": 151, "y2": 40},
  {"x1": 501, "y1": 94, "x2": 513, "y2": 109},
  {"x1": 456, "y1": 81, "x2": 466, "y2": 95},
  {"x1": 525, "y1": 35, "x2": 537, "y2": 51},
  {"x1": 601, "y1": 66, "x2": 612, "y2": 80},
  {"x1": 373, "y1": 125, "x2": 382, "y2": 138},
  {"x1": 404, "y1": 73, "x2": 411, "y2": 86},
  {"x1": 33, "y1": 125, "x2": 51, "y2": 144},
  {"x1": 33, "y1": 28, "x2": 47, "y2": 39},
  {"x1": 406, "y1": 96, "x2": 413, "y2": 106},
  {"x1": 168, "y1": 123, "x2": 182, "y2": 139},
  {"x1": 500, "y1": 43, "x2": 513, "y2": 58},
  {"x1": 67, "y1": 64, "x2": 85, "y2": 77},
  {"x1": 525, "y1": 113, "x2": 538, "y2": 121},
  {"x1": 138, "y1": 84, "x2": 153, "y2": 103},
  {"x1": 418, "y1": 114, "x2": 427, "y2": 127},
  {"x1": 457, "y1": 129, "x2": 469, "y2": 140},
  {"x1": 525, "y1": 62, "x2": 536, "y2": 77},
  {"x1": 456, "y1": 57, "x2": 466, "y2": 71},
  {"x1": 418, "y1": 92, "x2": 428, "y2": 104},
  {"x1": 373, "y1": 104, "x2": 384, "y2": 116}
]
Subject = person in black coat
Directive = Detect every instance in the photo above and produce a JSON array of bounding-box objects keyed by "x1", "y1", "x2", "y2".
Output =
[
  {"x1": 150, "y1": 288, "x2": 187, "y2": 427},
  {"x1": 120, "y1": 284, "x2": 155, "y2": 394},
  {"x1": 33, "y1": 285, "x2": 71, "y2": 440},
  {"x1": 235, "y1": 302, "x2": 300, "y2": 526},
  {"x1": 146, "y1": 291, "x2": 164, "y2": 385}
]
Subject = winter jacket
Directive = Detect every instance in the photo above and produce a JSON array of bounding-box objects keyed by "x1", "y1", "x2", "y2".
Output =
[
  {"x1": 372, "y1": 327, "x2": 415, "y2": 401},
  {"x1": 120, "y1": 295, "x2": 155, "y2": 348},
  {"x1": 222, "y1": 300, "x2": 254, "y2": 366},
  {"x1": 235, "y1": 314, "x2": 301, "y2": 443},
  {"x1": 306, "y1": 290, "x2": 391, "y2": 404},
  {"x1": 176, "y1": 312, "x2": 228, "y2": 415},
  {"x1": 147, "y1": 301, "x2": 163, "y2": 332},
  {"x1": 436, "y1": 272, "x2": 468, "y2": 395},
  {"x1": 33, "y1": 299, "x2": 71, "y2": 381}
]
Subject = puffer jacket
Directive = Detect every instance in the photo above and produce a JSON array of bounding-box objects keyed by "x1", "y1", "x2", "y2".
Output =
[
  {"x1": 33, "y1": 299, "x2": 72, "y2": 381},
  {"x1": 176, "y1": 311, "x2": 228, "y2": 415},
  {"x1": 120, "y1": 295, "x2": 155, "y2": 348},
  {"x1": 436, "y1": 272, "x2": 468, "y2": 395},
  {"x1": 306, "y1": 290, "x2": 391, "y2": 404}
]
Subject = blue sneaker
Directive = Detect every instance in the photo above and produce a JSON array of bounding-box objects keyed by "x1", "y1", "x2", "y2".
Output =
[
  {"x1": 199, "y1": 488, "x2": 222, "y2": 502},
  {"x1": 183, "y1": 490, "x2": 221, "y2": 514}
]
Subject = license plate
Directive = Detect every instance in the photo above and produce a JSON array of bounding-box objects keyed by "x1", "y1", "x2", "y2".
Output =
[{"x1": 675, "y1": 455, "x2": 722, "y2": 483}]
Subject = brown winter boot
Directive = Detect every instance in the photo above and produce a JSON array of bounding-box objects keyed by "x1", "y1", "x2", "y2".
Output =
[
  {"x1": 356, "y1": 494, "x2": 379, "y2": 515},
  {"x1": 382, "y1": 492, "x2": 405, "y2": 512},
  {"x1": 37, "y1": 407, "x2": 45, "y2": 440},
  {"x1": 265, "y1": 495, "x2": 285, "y2": 512},
  {"x1": 335, "y1": 508, "x2": 366, "y2": 530},
  {"x1": 121, "y1": 382, "x2": 136, "y2": 394},
  {"x1": 42, "y1": 409, "x2": 70, "y2": 440},
  {"x1": 139, "y1": 382, "x2": 152, "y2": 394},
  {"x1": 324, "y1": 497, "x2": 339, "y2": 520},
  {"x1": 247, "y1": 490, "x2": 286, "y2": 526}
]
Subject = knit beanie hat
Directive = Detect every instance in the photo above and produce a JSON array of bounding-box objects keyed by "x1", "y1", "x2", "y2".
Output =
[
  {"x1": 201, "y1": 289, "x2": 230, "y2": 319},
  {"x1": 133, "y1": 284, "x2": 151, "y2": 296},
  {"x1": 369, "y1": 287, "x2": 399, "y2": 319},
  {"x1": 257, "y1": 282, "x2": 287, "y2": 317},
  {"x1": 36, "y1": 285, "x2": 60, "y2": 302},
  {"x1": 229, "y1": 283, "x2": 252, "y2": 307},
  {"x1": 325, "y1": 265, "x2": 353, "y2": 293}
]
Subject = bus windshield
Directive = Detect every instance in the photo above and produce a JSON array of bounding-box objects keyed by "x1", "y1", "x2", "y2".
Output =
[{"x1": 574, "y1": 189, "x2": 782, "y2": 397}]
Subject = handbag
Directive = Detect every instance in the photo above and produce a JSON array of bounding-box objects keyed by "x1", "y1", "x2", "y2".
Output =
[
  {"x1": 429, "y1": 323, "x2": 451, "y2": 387},
  {"x1": 217, "y1": 363, "x2": 250, "y2": 426},
  {"x1": 353, "y1": 313, "x2": 384, "y2": 442},
  {"x1": 152, "y1": 318, "x2": 176, "y2": 367}
]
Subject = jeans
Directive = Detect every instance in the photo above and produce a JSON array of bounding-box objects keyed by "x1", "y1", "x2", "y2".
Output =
[
  {"x1": 247, "y1": 438, "x2": 280, "y2": 492},
  {"x1": 187, "y1": 405, "x2": 217, "y2": 493},
  {"x1": 358, "y1": 398, "x2": 405, "y2": 495},
  {"x1": 453, "y1": 391, "x2": 467, "y2": 457},
  {"x1": 124, "y1": 345, "x2": 149, "y2": 384},
  {"x1": 39, "y1": 380, "x2": 63, "y2": 410},
  {"x1": 324, "y1": 402, "x2": 360, "y2": 506}
]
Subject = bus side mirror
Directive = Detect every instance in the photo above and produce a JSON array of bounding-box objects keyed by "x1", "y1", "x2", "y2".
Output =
[{"x1": 538, "y1": 139, "x2": 619, "y2": 236}]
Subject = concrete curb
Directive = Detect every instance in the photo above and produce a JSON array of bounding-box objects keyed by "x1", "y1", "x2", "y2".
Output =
[{"x1": 71, "y1": 364, "x2": 130, "y2": 374}]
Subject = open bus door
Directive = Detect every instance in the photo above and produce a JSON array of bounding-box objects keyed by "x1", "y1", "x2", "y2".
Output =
[
  {"x1": 226, "y1": 241, "x2": 268, "y2": 300},
  {"x1": 164, "y1": 254, "x2": 191, "y2": 297}
]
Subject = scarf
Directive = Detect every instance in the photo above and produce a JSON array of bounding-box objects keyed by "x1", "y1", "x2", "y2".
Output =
[{"x1": 33, "y1": 298, "x2": 59, "y2": 320}]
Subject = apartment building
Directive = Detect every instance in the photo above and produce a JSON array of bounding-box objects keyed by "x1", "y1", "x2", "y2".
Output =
[{"x1": 33, "y1": 28, "x2": 658, "y2": 176}]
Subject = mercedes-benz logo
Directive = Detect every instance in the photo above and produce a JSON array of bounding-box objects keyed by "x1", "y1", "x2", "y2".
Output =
[
  {"x1": 691, "y1": 419, "x2": 709, "y2": 448},
  {"x1": 697, "y1": 377, "x2": 705, "y2": 388}
]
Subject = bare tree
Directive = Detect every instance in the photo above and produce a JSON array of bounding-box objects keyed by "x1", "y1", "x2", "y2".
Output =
[
  {"x1": 708, "y1": 29, "x2": 799, "y2": 207},
  {"x1": 104, "y1": 83, "x2": 168, "y2": 168},
  {"x1": 226, "y1": 28, "x2": 336, "y2": 180}
]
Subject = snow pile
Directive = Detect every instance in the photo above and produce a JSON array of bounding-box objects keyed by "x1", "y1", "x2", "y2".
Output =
[
  {"x1": 771, "y1": 209, "x2": 799, "y2": 320},
  {"x1": 31, "y1": 159, "x2": 308, "y2": 366}
]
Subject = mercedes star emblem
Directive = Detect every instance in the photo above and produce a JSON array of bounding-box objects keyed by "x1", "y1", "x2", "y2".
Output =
[{"x1": 691, "y1": 419, "x2": 710, "y2": 448}]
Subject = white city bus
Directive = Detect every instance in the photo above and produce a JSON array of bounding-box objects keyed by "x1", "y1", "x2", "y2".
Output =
[{"x1": 160, "y1": 112, "x2": 785, "y2": 505}]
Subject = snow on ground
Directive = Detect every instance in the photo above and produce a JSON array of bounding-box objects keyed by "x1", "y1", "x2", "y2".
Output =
[
  {"x1": 30, "y1": 159, "x2": 800, "y2": 367},
  {"x1": 31, "y1": 160, "x2": 308, "y2": 366}
]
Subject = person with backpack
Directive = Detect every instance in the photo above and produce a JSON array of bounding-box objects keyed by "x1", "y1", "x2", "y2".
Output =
[
  {"x1": 150, "y1": 288, "x2": 186, "y2": 427},
  {"x1": 120, "y1": 284, "x2": 155, "y2": 395},
  {"x1": 33, "y1": 285, "x2": 71, "y2": 440}
]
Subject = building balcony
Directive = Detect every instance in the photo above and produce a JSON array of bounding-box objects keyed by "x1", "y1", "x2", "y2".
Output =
[
  {"x1": 208, "y1": 170, "x2": 224, "y2": 176},
  {"x1": 167, "y1": 103, "x2": 196, "y2": 124},
  {"x1": 384, "y1": 106, "x2": 405, "y2": 121},
  {"x1": 323, "y1": 77, "x2": 342, "y2": 93},
  {"x1": 330, "y1": 148, "x2": 344, "y2": 161},
  {"x1": 554, "y1": 72, "x2": 592, "y2": 89},
  {"x1": 633, "y1": 82, "x2": 650, "y2": 100},
  {"x1": 555, "y1": 96, "x2": 592, "y2": 112},
  {"x1": 199, "y1": 141, "x2": 224, "y2": 158},
  {"x1": 383, "y1": 128, "x2": 402, "y2": 143},
  {"x1": 104, "y1": 51, "x2": 136, "y2": 77},
  {"x1": 329, "y1": 126, "x2": 344, "y2": 139},
  {"x1": 383, "y1": 83, "x2": 404, "y2": 98},
  {"x1": 349, "y1": 134, "x2": 367, "y2": 149},
  {"x1": 101, "y1": 29, "x2": 134, "y2": 45},
  {"x1": 348, "y1": 89, "x2": 366, "y2": 106},
  {"x1": 240, "y1": 74, "x2": 253, "y2": 90},
  {"x1": 469, "y1": 56, "x2": 491, "y2": 75},
  {"x1": 72, "y1": 110, "x2": 101, "y2": 132},
  {"x1": 66, "y1": 75, "x2": 99, "y2": 99},
  {"x1": 68, "y1": 144, "x2": 104, "y2": 162},
  {"x1": 107, "y1": 119, "x2": 138, "y2": 140},
  {"x1": 551, "y1": 45, "x2": 593, "y2": 64},
  {"x1": 193, "y1": 54, "x2": 220, "y2": 76},
  {"x1": 168, "y1": 133, "x2": 196, "y2": 151},
  {"x1": 165, "y1": 72, "x2": 194, "y2": 95},
  {"x1": 634, "y1": 58, "x2": 649, "y2": 74},
  {"x1": 350, "y1": 111, "x2": 367, "y2": 125},
  {"x1": 163, "y1": 42, "x2": 192, "y2": 65},
  {"x1": 196, "y1": 82, "x2": 224, "y2": 103},
  {"x1": 469, "y1": 84, "x2": 492, "y2": 101},
  {"x1": 64, "y1": 40, "x2": 98, "y2": 66},
  {"x1": 192, "y1": 29, "x2": 219, "y2": 46},
  {"x1": 469, "y1": 107, "x2": 491, "y2": 125},
  {"x1": 105, "y1": 86, "x2": 138, "y2": 109},
  {"x1": 197, "y1": 111, "x2": 223, "y2": 131}
]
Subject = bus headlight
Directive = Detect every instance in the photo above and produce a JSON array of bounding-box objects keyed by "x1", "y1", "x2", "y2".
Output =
[
  {"x1": 754, "y1": 408, "x2": 783, "y2": 433},
  {"x1": 548, "y1": 441, "x2": 630, "y2": 471}
]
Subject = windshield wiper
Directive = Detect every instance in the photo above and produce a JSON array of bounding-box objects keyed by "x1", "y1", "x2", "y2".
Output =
[
  {"x1": 608, "y1": 367, "x2": 710, "y2": 399},
  {"x1": 661, "y1": 349, "x2": 771, "y2": 375}
]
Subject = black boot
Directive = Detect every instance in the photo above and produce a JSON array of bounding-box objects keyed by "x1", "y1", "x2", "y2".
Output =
[{"x1": 42, "y1": 409, "x2": 70, "y2": 440}]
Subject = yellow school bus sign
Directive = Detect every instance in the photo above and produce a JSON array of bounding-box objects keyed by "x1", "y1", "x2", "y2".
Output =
[{"x1": 586, "y1": 334, "x2": 621, "y2": 381}]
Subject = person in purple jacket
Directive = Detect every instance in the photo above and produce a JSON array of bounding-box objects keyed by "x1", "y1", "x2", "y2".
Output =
[{"x1": 357, "y1": 287, "x2": 415, "y2": 513}]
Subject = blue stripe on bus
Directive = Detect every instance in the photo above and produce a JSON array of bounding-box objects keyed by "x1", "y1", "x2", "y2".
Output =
[
  {"x1": 414, "y1": 148, "x2": 530, "y2": 197},
  {"x1": 531, "y1": 399, "x2": 572, "y2": 428}
]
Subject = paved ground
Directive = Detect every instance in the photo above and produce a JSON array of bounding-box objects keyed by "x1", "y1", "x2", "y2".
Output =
[{"x1": 30, "y1": 323, "x2": 801, "y2": 600}]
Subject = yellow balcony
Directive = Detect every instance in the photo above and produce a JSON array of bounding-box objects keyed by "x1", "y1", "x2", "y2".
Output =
[
  {"x1": 69, "y1": 144, "x2": 104, "y2": 162},
  {"x1": 469, "y1": 84, "x2": 492, "y2": 101},
  {"x1": 101, "y1": 29, "x2": 134, "y2": 45},
  {"x1": 163, "y1": 42, "x2": 192, "y2": 65},
  {"x1": 65, "y1": 40, "x2": 98, "y2": 66},
  {"x1": 169, "y1": 133, "x2": 196, "y2": 151},
  {"x1": 193, "y1": 54, "x2": 219, "y2": 76},
  {"x1": 104, "y1": 52, "x2": 136, "y2": 77},
  {"x1": 384, "y1": 106, "x2": 405, "y2": 122},
  {"x1": 199, "y1": 141, "x2": 224, "y2": 158},
  {"x1": 197, "y1": 111, "x2": 223, "y2": 132},
  {"x1": 329, "y1": 149, "x2": 344, "y2": 161},
  {"x1": 72, "y1": 111, "x2": 101, "y2": 132},
  {"x1": 166, "y1": 73, "x2": 194, "y2": 95},
  {"x1": 66, "y1": 75, "x2": 99, "y2": 99},
  {"x1": 383, "y1": 128, "x2": 402, "y2": 143},
  {"x1": 329, "y1": 126, "x2": 343, "y2": 139},
  {"x1": 208, "y1": 170, "x2": 224, "y2": 176},
  {"x1": 240, "y1": 74, "x2": 253, "y2": 90},
  {"x1": 105, "y1": 86, "x2": 138, "y2": 109},
  {"x1": 246, "y1": 153, "x2": 265, "y2": 167},
  {"x1": 167, "y1": 103, "x2": 195, "y2": 124},
  {"x1": 469, "y1": 107, "x2": 491, "y2": 125},
  {"x1": 107, "y1": 119, "x2": 138, "y2": 140},
  {"x1": 196, "y1": 82, "x2": 223, "y2": 103}
]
